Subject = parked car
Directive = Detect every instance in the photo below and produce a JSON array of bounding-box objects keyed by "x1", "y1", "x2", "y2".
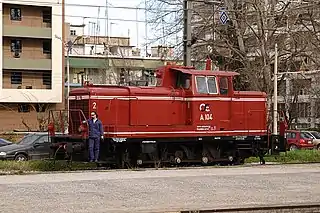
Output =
[
  {"x1": 303, "y1": 131, "x2": 320, "y2": 150},
  {"x1": 0, "y1": 138, "x2": 13, "y2": 147},
  {"x1": 0, "y1": 132, "x2": 52, "y2": 161},
  {"x1": 285, "y1": 130, "x2": 315, "y2": 151}
]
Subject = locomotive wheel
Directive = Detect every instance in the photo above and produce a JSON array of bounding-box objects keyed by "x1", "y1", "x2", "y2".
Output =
[{"x1": 174, "y1": 150, "x2": 183, "y2": 164}]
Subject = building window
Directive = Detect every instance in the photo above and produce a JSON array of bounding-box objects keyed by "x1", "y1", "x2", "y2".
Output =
[
  {"x1": 18, "y1": 104, "x2": 30, "y2": 113},
  {"x1": 42, "y1": 10, "x2": 51, "y2": 23},
  {"x1": 43, "y1": 72, "x2": 52, "y2": 87},
  {"x1": 290, "y1": 79, "x2": 311, "y2": 95},
  {"x1": 43, "y1": 40, "x2": 51, "y2": 54},
  {"x1": 11, "y1": 72, "x2": 22, "y2": 84},
  {"x1": 316, "y1": 102, "x2": 320, "y2": 118},
  {"x1": 11, "y1": 40, "x2": 22, "y2": 53},
  {"x1": 70, "y1": 30, "x2": 76, "y2": 36},
  {"x1": 10, "y1": 8, "x2": 21, "y2": 21},
  {"x1": 297, "y1": 103, "x2": 311, "y2": 118}
]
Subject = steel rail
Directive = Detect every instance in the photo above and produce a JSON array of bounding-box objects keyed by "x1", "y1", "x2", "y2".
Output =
[{"x1": 160, "y1": 203, "x2": 320, "y2": 213}]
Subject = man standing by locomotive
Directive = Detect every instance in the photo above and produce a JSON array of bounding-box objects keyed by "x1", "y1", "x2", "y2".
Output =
[{"x1": 87, "y1": 111, "x2": 104, "y2": 162}]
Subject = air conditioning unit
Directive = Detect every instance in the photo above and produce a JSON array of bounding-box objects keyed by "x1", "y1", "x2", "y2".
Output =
[{"x1": 13, "y1": 50, "x2": 21, "y2": 58}]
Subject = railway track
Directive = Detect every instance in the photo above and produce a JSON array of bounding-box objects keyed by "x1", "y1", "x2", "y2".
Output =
[{"x1": 161, "y1": 204, "x2": 320, "y2": 213}]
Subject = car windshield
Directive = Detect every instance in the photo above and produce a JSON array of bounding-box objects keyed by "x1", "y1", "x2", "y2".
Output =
[
  {"x1": 310, "y1": 131, "x2": 320, "y2": 139},
  {"x1": 301, "y1": 132, "x2": 313, "y2": 139},
  {"x1": 17, "y1": 134, "x2": 41, "y2": 145},
  {"x1": 0, "y1": 139, "x2": 12, "y2": 145}
]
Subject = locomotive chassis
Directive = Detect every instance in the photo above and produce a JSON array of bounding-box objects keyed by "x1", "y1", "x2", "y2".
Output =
[{"x1": 49, "y1": 128, "x2": 272, "y2": 167}]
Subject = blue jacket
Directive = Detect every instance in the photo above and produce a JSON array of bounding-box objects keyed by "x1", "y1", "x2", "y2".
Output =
[{"x1": 87, "y1": 118, "x2": 104, "y2": 138}]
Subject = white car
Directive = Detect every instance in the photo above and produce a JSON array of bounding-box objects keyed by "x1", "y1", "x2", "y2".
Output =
[{"x1": 303, "y1": 131, "x2": 320, "y2": 150}]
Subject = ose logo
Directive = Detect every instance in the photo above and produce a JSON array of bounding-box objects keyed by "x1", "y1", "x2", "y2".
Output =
[
  {"x1": 199, "y1": 103, "x2": 213, "y2": 121},
  {"x1": 199, "y1": 103, "x2": 210, "y2": 112}
]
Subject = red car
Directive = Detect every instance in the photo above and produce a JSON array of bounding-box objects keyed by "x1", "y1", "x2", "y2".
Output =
[{"x1": 285, "y1": 130, "x2": 315, "y2": 151}]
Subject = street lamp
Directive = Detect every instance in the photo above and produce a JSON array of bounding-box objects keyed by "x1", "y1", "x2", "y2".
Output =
[{"x1": 55, "y1": 34, "x2": 83, "y2": 132}]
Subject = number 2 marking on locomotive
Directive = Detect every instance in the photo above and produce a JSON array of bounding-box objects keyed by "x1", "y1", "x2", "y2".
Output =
[{"x1": 92, "y1": 102, "x2": 97, "y2": 109}]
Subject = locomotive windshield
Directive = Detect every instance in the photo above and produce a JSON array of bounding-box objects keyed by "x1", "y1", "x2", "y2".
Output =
[{"x1": 195, "y1": 76, "x2": 218, "y2": 94}]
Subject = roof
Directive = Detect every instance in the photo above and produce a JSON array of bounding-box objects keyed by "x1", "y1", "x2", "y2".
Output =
[{"x1": 171, "y1": 68, "x2": 240, "y2": 76}]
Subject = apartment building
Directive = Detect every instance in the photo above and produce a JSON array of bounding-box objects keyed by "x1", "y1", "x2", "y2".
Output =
[
  {"x1": 63, "y1": 23, "x2": 178, "y2": 87},
  {"x1": 190, "y1": 1, "x2": 320, "y2": 129},
  {"x1": 0, "y1": 0, "x2": 64, "y2": 132}
]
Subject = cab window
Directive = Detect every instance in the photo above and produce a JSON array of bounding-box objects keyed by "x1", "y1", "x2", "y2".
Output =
[
  {"x1": 219, "y1": 77, "x2": 228, "y2": 95},
  {"x1": 195, "y1": 76, "x2": 218, "y2": 94},
  {"x1": 176, "y1": 72, "x2": 191, "y2": 89}
]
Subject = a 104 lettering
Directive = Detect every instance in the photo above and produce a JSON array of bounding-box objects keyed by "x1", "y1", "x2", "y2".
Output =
[{"x1": 200, "y1": 113, "x2": 213, "y2": 121}]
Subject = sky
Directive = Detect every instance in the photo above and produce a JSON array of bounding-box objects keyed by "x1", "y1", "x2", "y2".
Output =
[{"x1": 65, "y1": 0, "x2": 150, "y2": 53}]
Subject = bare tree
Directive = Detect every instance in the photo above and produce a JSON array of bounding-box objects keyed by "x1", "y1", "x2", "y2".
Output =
[
  {"x1": 147, "y1": 0, "x2": 320, "y2": 88},
  {"x1": 147, "y1": 0, "x2": 320, "y2": 128},
  {"x1": 145, "y1": 0, "x2": 184, "y2": 60},
  {"x1": 0, "y1": 103, "x2": 52, "y2": 132}
]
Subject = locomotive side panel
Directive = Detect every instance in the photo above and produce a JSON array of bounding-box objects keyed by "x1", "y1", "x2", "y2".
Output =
[
  {"x1": 231, "y1": 92, "x2": 267, "y2": 134},
  {"x1": 231, "y1": 100, "x2": 246, "y2": 131},
  {"x1": 89, "y1": 86, "x2": 131, "y2": 127},
  {"x1": 92, "y1": 99, "x2": 129, "y2": 126},
  {"x1": 243, "y1": 99, "x2": 267, "y2": 134},
  {"x1": 129, "y1": 87, "x2": 186, "y2": 126}
]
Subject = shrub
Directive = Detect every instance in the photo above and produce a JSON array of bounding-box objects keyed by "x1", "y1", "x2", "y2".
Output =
[
  {"x1": 245, "y1": 150, "x2": 320, "y2": 164},
  {"x1": 0, "y1": 160, "x2": 97, "y2": 173}
]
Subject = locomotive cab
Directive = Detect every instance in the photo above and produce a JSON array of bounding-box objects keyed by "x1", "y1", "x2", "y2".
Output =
[
  {"x1": 155, "y1": 67, "x2": 230, "y2": 103},
  {"x1": 153, "y1": 65, "x2": 241, "y2": 130},
  {"x1": 155, "y1": 65, "x2": 237, "y2": 95}
]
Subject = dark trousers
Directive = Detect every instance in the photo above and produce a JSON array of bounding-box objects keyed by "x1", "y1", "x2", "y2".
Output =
[{"x1": 88, "y1": 137, "x2": 100, "y2": 161}]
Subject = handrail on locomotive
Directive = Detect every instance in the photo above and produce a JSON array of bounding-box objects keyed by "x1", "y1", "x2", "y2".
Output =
[{"x1": 48, "y1": 109, "x2": 88, "y2": 138}]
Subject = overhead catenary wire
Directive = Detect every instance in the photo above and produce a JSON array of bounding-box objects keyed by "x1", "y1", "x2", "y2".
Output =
[
  {"x1": 5, "y1": 0, "x2": 319, "y2": 53},
  {"x1": 10, "y1": 0, "x2": 320, "y2": 12},
  {"x1": 4, "y1": 0, "x2": 178, "y2": 12},
  {"x1": 2, "y1": 0, "x2": 319, "y2": 23}
]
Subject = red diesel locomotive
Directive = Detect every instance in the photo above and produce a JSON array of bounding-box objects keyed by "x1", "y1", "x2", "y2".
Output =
[{"x1": 48, "y1": 64, "x2": 284, "y2": 167}]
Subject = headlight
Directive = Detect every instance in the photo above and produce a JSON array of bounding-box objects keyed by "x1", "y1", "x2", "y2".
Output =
[{"x1": 0, "y1": 152, "x2": 6, "y2": 156}]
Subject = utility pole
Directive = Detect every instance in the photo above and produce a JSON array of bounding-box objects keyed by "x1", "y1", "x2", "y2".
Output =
[
  {"x1": 273, "y1": 43, "x2": 278, "y2": 135},
  {"x1": 145, "y1": 0, "x2": 148, "y2": 56},
  {"x1": 183, "y1": 0, "x2": 192, "y2": 66},
  {"x1": 55, "y1": 35, "x2": 83, "y2": 133},
  {"x1": 66, "y1": 41, "x2": 71, "y2": 125},
  {"x1": 105, "y1": 0, "x2": 110, "y2": 55}
]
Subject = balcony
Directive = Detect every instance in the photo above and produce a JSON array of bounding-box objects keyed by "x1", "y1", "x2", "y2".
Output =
[
  {"x1": 3, "y1": 38, "x2": 52, "y2": 70},
  {"x1": 2, "y1": 5, "x2": 52, "y2": 39}
]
